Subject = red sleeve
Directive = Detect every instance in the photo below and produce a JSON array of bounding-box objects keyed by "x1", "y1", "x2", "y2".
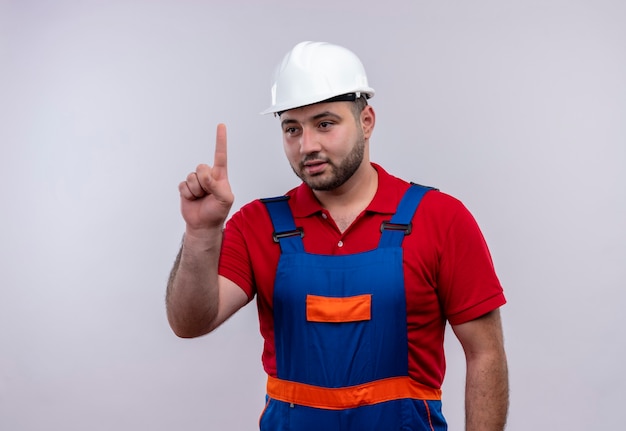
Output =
[
  {"x1": 435, "y1": 196, "x2": 506, "y2": 325},
  {"x1": 219, "y1": 211, "x2": 255, "y2": 300},
  {"x1": 218, "y1": 199, "x2": 282, "y2": 302},
  {"x1": 218, "y1": 200, "x2": 266, "y2": 301}
]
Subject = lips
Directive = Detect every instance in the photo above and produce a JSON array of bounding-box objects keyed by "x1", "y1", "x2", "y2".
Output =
[{"x1": 303, "y1": 160, "x2": 328, "y2": 175}]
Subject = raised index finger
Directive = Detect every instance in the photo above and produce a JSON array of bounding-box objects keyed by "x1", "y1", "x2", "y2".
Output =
[{"x1": 212, "y1": 123, "x2": 228, "y2": 179}]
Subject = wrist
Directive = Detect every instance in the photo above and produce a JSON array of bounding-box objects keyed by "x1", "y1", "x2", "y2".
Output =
[{"x1": 183, "y1": 226, "x2": 224, "y2": 249}]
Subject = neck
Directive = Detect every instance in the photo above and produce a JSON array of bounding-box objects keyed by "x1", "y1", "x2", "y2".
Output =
[{"x1": 313, "y1": 162, "x2": 378, "y2": 229}]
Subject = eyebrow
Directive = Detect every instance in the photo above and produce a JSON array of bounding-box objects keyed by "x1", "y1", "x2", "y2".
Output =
[{"x1": 281, "y1": 111, "x2": 343, "y2": 128}]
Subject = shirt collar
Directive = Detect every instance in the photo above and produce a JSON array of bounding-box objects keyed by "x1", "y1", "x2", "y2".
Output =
[{"x1": 289, "y1": 163, "x2": 410, "y2": 218}]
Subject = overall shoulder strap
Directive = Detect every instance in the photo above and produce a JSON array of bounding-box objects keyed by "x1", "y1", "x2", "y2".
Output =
[
  {"x1": 260, "y1": 196, "x2": 305, "y2": 253},
  {"x1": 378, "y1": 183, "x2": 436, "y2": 248}
]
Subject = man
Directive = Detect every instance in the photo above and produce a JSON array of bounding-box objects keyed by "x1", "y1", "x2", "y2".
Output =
[{"x1": 167, "y1": 41, "x2": 508, "y2": 430}]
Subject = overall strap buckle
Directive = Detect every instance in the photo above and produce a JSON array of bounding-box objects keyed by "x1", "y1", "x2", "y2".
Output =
[
  {"x1": 261, "y1": 195, "x2": 305, "y2": 253},
  {"x1": 380, "y1": 221, "x2": 412, "y2": 235},
  {"x1": 378, "y1": 183, "x2": 436, "y2": 248},
  {"x1": 273, "y1": 227, "x2": 304, "y2": 243}
]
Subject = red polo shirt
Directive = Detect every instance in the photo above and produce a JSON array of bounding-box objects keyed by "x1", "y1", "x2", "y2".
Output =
[{"x1": 219, "y1": 163, "x2": 505, "y2": 389}]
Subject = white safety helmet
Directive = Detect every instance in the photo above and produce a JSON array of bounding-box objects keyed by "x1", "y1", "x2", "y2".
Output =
[{"x1": 260, "y1": 41, "x2": 375, "y2": 115}]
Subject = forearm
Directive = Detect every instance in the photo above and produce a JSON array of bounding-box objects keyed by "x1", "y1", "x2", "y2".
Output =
[
  {"x1": 166, "y1": 229, "x2": 223, "y2": 338},
  {"x1": 465, "y1": 349, "x2": 509, "y2": 431}
]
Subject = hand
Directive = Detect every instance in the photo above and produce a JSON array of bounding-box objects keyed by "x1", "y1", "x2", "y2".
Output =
[{"x1": 178, "y1": 123, "x2": 234, "y2": 237}]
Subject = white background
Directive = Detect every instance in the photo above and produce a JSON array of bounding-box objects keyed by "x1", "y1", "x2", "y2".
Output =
[{"x1": 1, "y1": 0, "x2": 625, "y2": 429}]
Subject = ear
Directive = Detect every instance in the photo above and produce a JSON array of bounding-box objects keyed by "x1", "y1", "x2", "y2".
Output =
[{"x1": 360, "y1": 105, "x2": 375, "y2": 139}]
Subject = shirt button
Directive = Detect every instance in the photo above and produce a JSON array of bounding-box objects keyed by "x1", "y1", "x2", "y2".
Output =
[
  {"x1": 321, "y1": 213, "x2": 328, "y2": 219},
  {"x1": 337, "y1": 241, "x2": 344, "y2": 247}
]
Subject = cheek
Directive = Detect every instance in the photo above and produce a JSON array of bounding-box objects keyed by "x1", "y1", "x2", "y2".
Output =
[
  {"x1": 283, "y1": 140, "x2": 299, "y2": 163},
  {"x1": 328, "y1": 135, "x2": 355, "y2": 158}
]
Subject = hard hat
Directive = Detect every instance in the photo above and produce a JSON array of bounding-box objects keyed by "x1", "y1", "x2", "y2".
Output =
[{"x1": 260, "y1": 41, "x2": 375, "y2": 115}]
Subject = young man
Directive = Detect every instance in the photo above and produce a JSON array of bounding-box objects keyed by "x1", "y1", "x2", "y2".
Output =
[{"x1": 167, "y1": 41, "x2": 508, "y2": 431}]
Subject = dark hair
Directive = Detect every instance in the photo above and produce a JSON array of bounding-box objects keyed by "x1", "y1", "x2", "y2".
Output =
[
  {"x1": 351, "y1": 95, "x2": 369, "y2": 120},
  {"x1": 276, "y1": 93, "x2": 370, "y2": 118}
]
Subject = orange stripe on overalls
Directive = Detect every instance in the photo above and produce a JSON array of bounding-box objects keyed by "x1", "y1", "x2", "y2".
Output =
[{"x1": 267, "y1": 375, "x2": 442, "y2": 410}]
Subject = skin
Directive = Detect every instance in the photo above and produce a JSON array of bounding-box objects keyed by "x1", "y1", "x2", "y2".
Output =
[
  {"x1": 453, "y1": 309, "x2": 509, "y2": 431},
  {"x1": 279, "y1": 101, "x2": 377, "y2": 231},
  {"x1": 166, "y1": 101, "x2": 509, "y2": 430},
  {"x1": 166, "y1": 124, "x2": 247, "y2": 337}
]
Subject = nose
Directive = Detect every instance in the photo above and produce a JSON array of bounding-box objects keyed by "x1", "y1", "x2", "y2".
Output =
[{"x1": 299, "y1": 127, "x2": 321, "y2": 155}]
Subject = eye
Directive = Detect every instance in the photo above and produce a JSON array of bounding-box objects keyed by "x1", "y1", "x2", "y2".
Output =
[
  {"x1": 318, "y1": 121, "x2": 333, "y2": 130},
  {"x1": 284, "y1": 126, "x2": 300, "y2": 136}
]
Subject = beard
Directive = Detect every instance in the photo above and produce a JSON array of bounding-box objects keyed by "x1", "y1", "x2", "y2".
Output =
[{"x1": 292, "y1": 131, "x2": 366, "y2": 191}]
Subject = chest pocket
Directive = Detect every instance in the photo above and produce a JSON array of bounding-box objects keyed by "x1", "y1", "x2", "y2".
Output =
[{"x1": 306, "y1": 293, "x2": 372, "y2": 323}]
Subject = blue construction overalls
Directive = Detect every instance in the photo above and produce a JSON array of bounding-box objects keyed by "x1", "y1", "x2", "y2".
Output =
[{"x1": 259, "y1": 184, "x2": 447, "y2": 431}]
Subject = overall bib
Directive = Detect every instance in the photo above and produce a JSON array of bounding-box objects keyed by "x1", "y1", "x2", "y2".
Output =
[{"x1": 259, "y1": 185, "x2": 446, "y2": 431}]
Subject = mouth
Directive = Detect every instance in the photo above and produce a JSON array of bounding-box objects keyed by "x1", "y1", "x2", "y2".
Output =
[{"x1": 302, "y1": 160, "x2": 328, "y2": 175}]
